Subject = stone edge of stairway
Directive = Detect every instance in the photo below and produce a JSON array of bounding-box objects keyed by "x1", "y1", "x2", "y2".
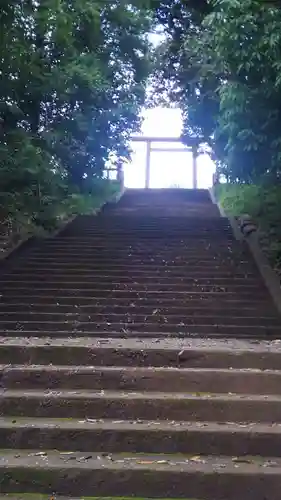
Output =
[{"x1": 209, "y1": 186, "x2": 281, "y2": 316}]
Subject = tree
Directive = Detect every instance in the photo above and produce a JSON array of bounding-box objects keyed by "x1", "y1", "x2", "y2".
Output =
[
  {"x1": 0, "y1": 0, "x2": 153, "y2": 218},
  {"x1": 204, "y1": 0, "x2": 281, "y2": 181},
  {"x1": 151, "y1": 0, "x2": 281, "y2": 182},
  {"x1": 149, "y1": 0, "x2": 217, "y2": 146}
]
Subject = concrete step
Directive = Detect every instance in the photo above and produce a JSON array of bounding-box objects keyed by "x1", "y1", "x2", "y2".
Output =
[
  {"x1": 30, "y1": 241, "x2": 246, "y2": 250},
  {"x1": 0, "y1": 337, "x2": 280, "y2": 368},
  {"x1": 0, "y1": 289, "x2": 267, "y2": 300},
  {"x1": 36, "y1": 235, "x2": 238, "y2": 243},
  {"x1": 111, "y1": 203, "x2": 220, "y2": 210},
  {"x1": 30, "y1": 239, "x2": 242, "y2": 248},
  {"x1": 70, "y1": 221, "x2": 226, "y2": 228},
  {"x1": 0, "y1": 295, "x2": 272, "y2": 309},
  {"x1": 11, "y1": 257, "x2": 256, "y2": 269},
  {"x1": 63, "y1": 228, "x2": 234, "y2": 237},
  {"x1": 115, "y1": 201, "x2": 215, "y2": 207},
  {"x1": 22, "y1": 252, "x2": 252, "y2": 263},
  {"x1": 0, "y1": 496, "x2": 200, "y2": 500},
  {"x1": 1, "y1": 322, "x2": 279, "y2": 337},
  {"x1": 2, "y1": 497, "x2": 176, "y2": 500},
  {"x1": 2, "y1": 389, "x2": 281, "y2": 422},
  {"x1": 1, "y1": 312, "x2": 279, "y2": 328},
  {"x1": 109, "y1": 205, "x2": 220, "y2": 212},
  {"x1": 61, "y1": 224, "x2": 234, "y2": 231},
  {"x1": 104, "y1": 210, "x2": 220, "y2": 216},
  {"x1": 1, "y1": 449, "x2": 281, "y2": 499},
  {"x1": 0, "y1": 280, "x2": 265, "y2": 293},
  {"x1": 18, "y1": 244, "x2": 250, "y2": 253},
  {"x1": 118, "y1": 187, "x2": 211, "y2": 197},
  {"x1": 65, "y1": 218, "x2": 231, "y2": 226},
  {"x1": 2, "y1": 365, "x2": 281, "y2": 394},
  {"x1": 9, "y1": 262, "x2": 258, "y2": 273},
  {"x1": 29, "y1": 247, "x2": 241, "y2": 261},
  {"x1": 68, "y1": 219, "x2": 230, "y2": 224},
  {"x1": 70, "y1": 215, "x2": 228, "y2": 223},
  {"x1": 61, "y1": 231, "x2": 235, "y2": 239},
  {"x1": 72, "y1": 213, "x2": 226, "y2": 222},
  {"x1": 1, "y1": 417, "x2": 281, "y2": 457},
  {"x1": 1, "y1": 274, "x2": 263, "y2": 286},
  {"x1": 0, "y1": 496, "x2": 85, "y2": 500},
  {"x1": 25, "y1": 248, "x2": 246, "y2": 259},
  {"x1": 17, "y1": 254, "x2": 252, "y2": 265},
  {"x1": 0, "y1": 303, "x2": 276, "y2": 318},
  {"x1": 0, "y1": 330, "x2": 278, "y2": 340},
  {"x1": 18, "y1": 255, "x2": 253, "y2": 265},
  {"x1": 5, "y1": 268, "x2": 258, "y2": 279}
]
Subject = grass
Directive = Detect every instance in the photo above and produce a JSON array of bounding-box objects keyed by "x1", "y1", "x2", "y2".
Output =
[{"x1": 215, "y1": 182, "x2": 281, "y2": 275}]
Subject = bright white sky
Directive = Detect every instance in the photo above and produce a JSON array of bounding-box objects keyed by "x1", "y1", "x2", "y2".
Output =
[{"x1": 125, "y1": 107, "x2": 215, "y2": 189}]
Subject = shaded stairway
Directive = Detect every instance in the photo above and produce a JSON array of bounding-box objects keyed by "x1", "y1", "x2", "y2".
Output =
[{"x1": 1, "y1": 188, "x2": 281, "y2": 499}]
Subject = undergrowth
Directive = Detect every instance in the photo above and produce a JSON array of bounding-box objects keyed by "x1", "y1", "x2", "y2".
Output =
[
  {"x1": 215, "y1": 183, "x2": 281, "y2": 273},
  {"x1": 0, "y1": 178, "x2": 121, "y2": 255}
]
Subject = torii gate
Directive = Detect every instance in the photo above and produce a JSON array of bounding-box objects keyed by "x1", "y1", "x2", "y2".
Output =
[{"x1": 130, "y1": 136, "x2": 199, "y2": 189}]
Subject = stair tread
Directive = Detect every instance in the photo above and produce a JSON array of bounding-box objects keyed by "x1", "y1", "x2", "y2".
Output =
[
  {"x1": 0, "y1": 335, "x2": 280, "y2": 351},
  {"x1": 0, "y1": 289, "x2": 265, "y2": 294},
  {"x1": 1, "y1": 312, "x2": 277, "y2": 320},
  {"x1": 1, "y1": 449, "x2": 281, "y2": 472},
  {"x1": 0, "y1": 304, "x2": 275, "y2": 315},
  {"x1": 2, "y1": 365, "x2": 280, "y2": 374},
  {"x1": 1, "y1": 416, "x2": 281, "y2": 434},
  {"x1": 8, "y1": 272, "x2": 258, "y2": 279},
  {"x1": 0, "y1": 497, "x2": 200, "y2": 500},
  {"x1": 0, "y1": 277, "x2": 262, "y2": 284},
  {"x1": 1, "y1": 279, "x2": 262, "y2": 285},
  {"x1": 0, "y1": 297, "x2": 274, "y2": 306},
  {"x1": 2, "y1": 389, "x2": 281, "y2": 401},
  {"x1": 1, "y1": 322, "x2": 279, "y2": 335}
]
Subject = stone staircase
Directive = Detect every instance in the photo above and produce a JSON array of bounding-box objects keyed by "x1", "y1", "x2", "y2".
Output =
[{"x1": 0, "y1": 188, "x2": 281, "y2": 499}]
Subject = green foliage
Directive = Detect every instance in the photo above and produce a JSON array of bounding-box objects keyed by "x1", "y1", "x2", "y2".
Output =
[
  {"x1": 205, "y1": 0, "x2": 281, "y2": 181},
  {"x1": 216, "y1": 183, "x2": 281, "y2": 270},
  {"x1": 0, "y1": 1, "x2": 152, "y2": 241},
  {"x1": 151, "y1": 0, "x2": 281, "y2": 182}
]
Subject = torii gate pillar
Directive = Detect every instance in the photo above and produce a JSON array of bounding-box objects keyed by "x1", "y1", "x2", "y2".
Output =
[
  {"x1": 192, "y1": 145, "x2": 198, "y2": 189},
  {"x1": 145, "y1": 140, "x2": 152, "y2": 189}
]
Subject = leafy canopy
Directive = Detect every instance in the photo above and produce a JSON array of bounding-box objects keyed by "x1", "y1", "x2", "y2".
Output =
[
  {"x1": 0, "y1": 0, "x2": 152, "y2": 224},
  {"x1": 151, "y1": 0, "x2": 281, "y2": 182}
]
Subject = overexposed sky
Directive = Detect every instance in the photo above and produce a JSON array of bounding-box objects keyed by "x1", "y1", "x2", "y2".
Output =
[{"x1": 125, "y1": 107, "x2": 215, "y2": 189}]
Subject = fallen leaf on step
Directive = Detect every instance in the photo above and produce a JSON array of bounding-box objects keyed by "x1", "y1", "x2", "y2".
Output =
[
  {"x1": 137, "y1": 460, "x2": 155, "y2": 464},
  {"x1": 232, "y1": 457, "x2": 252, "y2": 464},
  {"x1": 190, "y1": 456, "x2": 204, "y2": 463}
]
